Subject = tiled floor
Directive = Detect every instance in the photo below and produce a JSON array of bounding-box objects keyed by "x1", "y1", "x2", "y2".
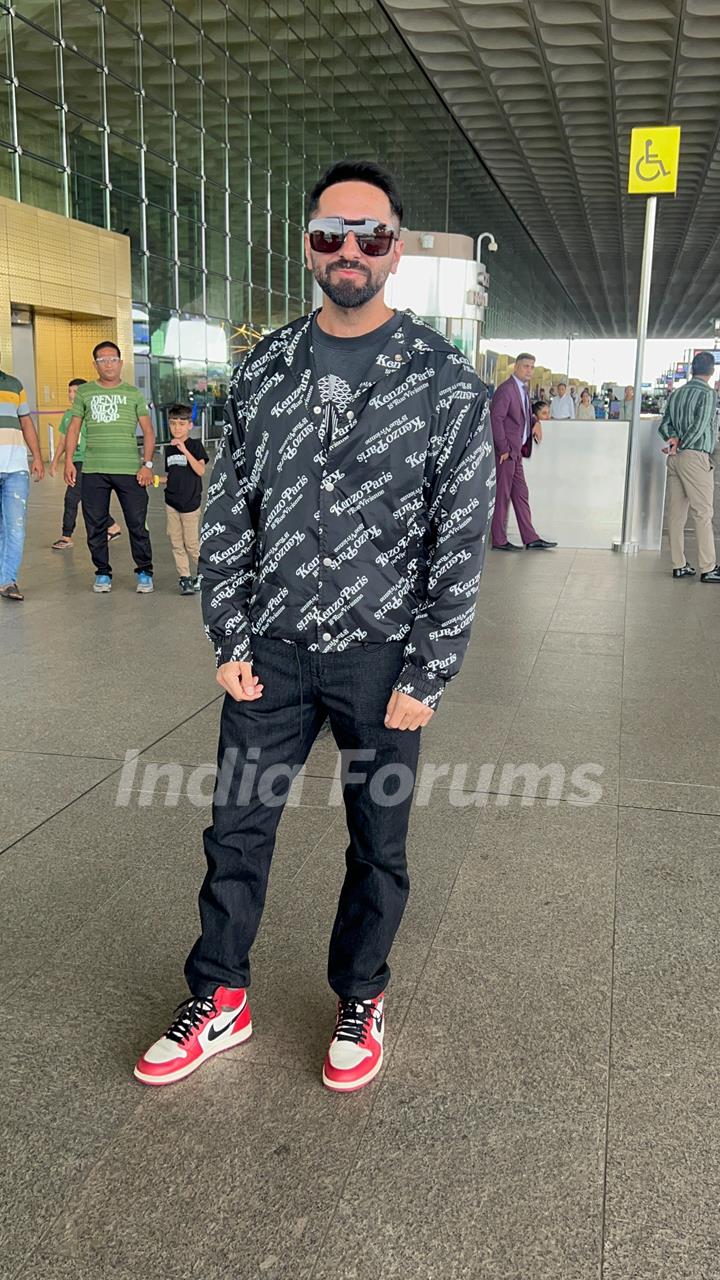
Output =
[{"x1": 2, "y1": 478, "x2": 720, "y2": 1278}]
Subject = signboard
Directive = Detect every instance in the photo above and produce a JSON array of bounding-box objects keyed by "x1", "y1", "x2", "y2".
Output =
[{"x1": 628, "y1": 127, "x2": 681, "y2": 195}]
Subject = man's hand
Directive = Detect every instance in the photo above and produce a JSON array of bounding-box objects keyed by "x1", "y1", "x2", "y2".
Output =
[
  {"x1": 217, "y1": 660, "x2": 264, "y2": 702},
  {"x1": 499, "y1": 451, "x2": 510, "y2": 464},
  {"x1": 31, "y1": 457, "x2": 44, "y2": 482},
  {"x1": 64, "y1": 461, "x2": 77, "y2": 487},
  {"x1": 136, "y1": 466, "x2": 153, "y2": 487},
  {"x1": 533, "y1": 423, "x2": 543, "y2": 443},
  {"x1": 385, "y1": 689, "x2": 434, "y2": 731},
  {"x1": 663, "y1": 436, "x2": 679, "y2": 456},
  {"x1": 49, "y1": 459, "x2": 58, "y2": 478}
]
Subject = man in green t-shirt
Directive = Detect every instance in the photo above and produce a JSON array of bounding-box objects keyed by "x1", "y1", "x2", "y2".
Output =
[
  {"x1": 49, "y1": 377, "x2": 121, "y2": 550},
  {"x1": 64, "y1": 342, "x2": 156, "y2": 593}
]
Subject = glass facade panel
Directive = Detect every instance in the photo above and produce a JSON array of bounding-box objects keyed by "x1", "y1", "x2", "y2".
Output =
[
  {"x1": 15, "y1": 87, "x2": 62, "y2": 164},
  {"x1": 4, "y1": 0, "x2": 585, "y2": 420},
  {"x1": 20, "y1": 153, "x2": 64, "y2": 214},
  {"x1": 12, "y1": 17, "x2": 60, "y2": 99}
]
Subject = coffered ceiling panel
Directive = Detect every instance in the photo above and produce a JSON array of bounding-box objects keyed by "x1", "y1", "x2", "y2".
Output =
[{"x1": 384, "y1": 0, "x2": 720, "y2": 336}]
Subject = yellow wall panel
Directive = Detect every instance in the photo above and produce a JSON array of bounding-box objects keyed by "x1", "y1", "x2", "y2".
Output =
[{"x1": 0, "y1": 197, "x2": 132, "y2": 456}]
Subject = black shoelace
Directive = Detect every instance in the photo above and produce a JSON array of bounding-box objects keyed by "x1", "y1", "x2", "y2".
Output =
[
  {"x1": 165, "y1": 996, "x2": 218, "y2": 1045},
  {"x1": 334, "y1": 998, "x2": 375, "y2": 1046}
]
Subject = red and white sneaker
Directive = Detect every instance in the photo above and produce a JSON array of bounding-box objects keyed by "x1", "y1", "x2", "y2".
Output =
[
  {"x1": 134, "y1": 986, "x2": 252, "y2": 1086},
  {"x1": 322, "y1": 994, "x2": 385, "y2": 1093}
]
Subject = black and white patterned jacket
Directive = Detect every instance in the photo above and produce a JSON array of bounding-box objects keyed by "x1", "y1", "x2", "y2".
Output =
[{"x1": 199, "y1": 310, "x2": 495, "y2": 710}]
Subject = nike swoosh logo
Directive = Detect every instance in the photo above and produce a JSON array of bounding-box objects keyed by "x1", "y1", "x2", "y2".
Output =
[{"x1": 207, "y1": 1006, "x2": 244, "y2": 1042}]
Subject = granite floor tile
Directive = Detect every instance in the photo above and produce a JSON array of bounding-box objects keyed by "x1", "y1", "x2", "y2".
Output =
[
  {"x1": 603, "y1": 1071, "x2": 720, "y2": 1280},
  {"x1": 312, "y1": 1084, "x2": 606, "y2": 1280},
  {"x1": 548, "y1": 599, "x2": 626, "y2": 635},
  {"x1": 385, "y1": 945, "x2": 611, "y2": 1111},
  {"x1": 0, "y1": 750, "x2": 121, "y2": 852},
  {"x1": 619, "y1": 776, "x2": 720, "y2": 816},
  {"x1": 18, "y1": 1063, "x2": 374, "y2": 1280},
  {"x1": 540, "y1": 629, "x2": 625, "y2": 657}
]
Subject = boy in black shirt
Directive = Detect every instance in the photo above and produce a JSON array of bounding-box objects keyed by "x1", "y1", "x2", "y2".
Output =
[{"x1": 161, "y1": 404, "x2": 209, "y2": 595}]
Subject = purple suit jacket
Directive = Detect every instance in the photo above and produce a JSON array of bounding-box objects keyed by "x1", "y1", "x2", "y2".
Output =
[{"x1": 490, "y1": 377, "x2": 534, "y2": 459}]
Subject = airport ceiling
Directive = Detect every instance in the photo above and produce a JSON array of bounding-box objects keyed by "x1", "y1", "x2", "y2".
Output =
[{"x1": 383, "y1": 0, "x2": 720, "y2": 338}]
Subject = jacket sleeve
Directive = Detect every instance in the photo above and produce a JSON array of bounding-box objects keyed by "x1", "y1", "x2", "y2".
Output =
[
  {"x1": 490, "y1": 384, "x2": 510, "y2": 455},
  {"x1": 199, "y1": 362, "x2": 258, "y2": 667},
  {"x1": 393, "y1": 386, "x2": 495, "y2": 710}
]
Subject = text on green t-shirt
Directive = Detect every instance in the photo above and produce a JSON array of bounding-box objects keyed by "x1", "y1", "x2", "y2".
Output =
[{"x1": 71, "y1": 381, "x2": 149, "y2": 475}]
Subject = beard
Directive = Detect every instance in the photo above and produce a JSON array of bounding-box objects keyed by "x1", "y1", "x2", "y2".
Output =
[{"x1": 313, "y1": 258, "x2": 390, "y2": 309}]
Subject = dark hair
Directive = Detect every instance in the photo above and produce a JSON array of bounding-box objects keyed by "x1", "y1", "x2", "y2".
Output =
[
  {"x1": 308, "y1": 160, "x2": 403, "y2": 222},
  {"x1": 168, "y1": 403, "x2": 193, "y2": 420},
  {"x1": 92, "y1": 340, "x2": 121, "y2": 360},
  {"x1": 515, "y1": 352, "x2": 535, "y2": 364},
  {"x1": 691, "y1": 350, "x2": 715, "y2": 377},
  {"x1": 68, "y1": 377, "x2": 86, "y2": 388},
  {"x1": 532, "y1": 399, "x2": 547, "y2": 415}
]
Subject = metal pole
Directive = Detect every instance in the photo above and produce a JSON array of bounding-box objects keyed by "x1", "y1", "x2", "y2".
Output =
[
  {"x1": 566, "y1": 335, "x2": 571, "y2": 381},
  {"x1": 615, "y1": 194, "x2": 657, "y2": 553}
]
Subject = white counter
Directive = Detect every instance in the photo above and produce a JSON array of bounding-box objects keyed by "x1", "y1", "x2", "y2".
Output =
[{"x1": 505, "y1": 416, "x2": 666, "y2": 550}]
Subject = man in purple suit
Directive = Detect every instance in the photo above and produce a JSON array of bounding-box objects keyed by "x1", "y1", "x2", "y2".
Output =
[{"x1": 490, "y1": 352, "x2": 557, "y2": 551}]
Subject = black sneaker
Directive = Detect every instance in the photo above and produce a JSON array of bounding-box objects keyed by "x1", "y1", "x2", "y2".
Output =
[
  {"x1": 192, "y1": 576, "x2": 202, "y2": 593},
  {"x1": 700, "y1": 565, "x2": 720, "y2": 583},
  {"x1": 672, "y1": 563, "x2": 696, "y2": 578},
  {"x1": 178, "y1": 576, "x2": 195, "y2": 595}
]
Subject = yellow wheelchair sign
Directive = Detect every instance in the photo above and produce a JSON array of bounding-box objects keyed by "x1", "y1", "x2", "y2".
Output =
[{"x1": 628, "y1": 127, "x2": 681, "y2": 195}]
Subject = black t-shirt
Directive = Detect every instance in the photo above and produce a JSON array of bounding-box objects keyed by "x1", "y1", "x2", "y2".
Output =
[
  {"x1": 164, "y1": 438, "x2": 209, "y2": 513},
  {"x1": 311, "y1": 311, "x2": 404, "y2": 410}
]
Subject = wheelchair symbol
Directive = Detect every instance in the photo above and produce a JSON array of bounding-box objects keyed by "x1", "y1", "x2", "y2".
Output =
[{"x1": 635, "y1": 139, "x2": 670, "y2": 183}]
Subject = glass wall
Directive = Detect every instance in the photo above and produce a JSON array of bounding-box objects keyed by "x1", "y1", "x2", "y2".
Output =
[{"x1": 0, "y1": 0, "x2": 585, "y2": 422}]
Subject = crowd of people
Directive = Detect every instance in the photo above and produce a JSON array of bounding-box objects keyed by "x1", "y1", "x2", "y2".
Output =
[
  {"x1": 0, "y1": 341, "x2": 209, "y2": 602},
  {"x1": 527, "y1": 382, "x2": 637, "y2": 421}
]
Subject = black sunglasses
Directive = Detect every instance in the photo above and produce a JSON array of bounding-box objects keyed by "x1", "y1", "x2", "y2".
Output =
[{"x1": 308, "y1": 217, "x2": 397, "y2": 258}]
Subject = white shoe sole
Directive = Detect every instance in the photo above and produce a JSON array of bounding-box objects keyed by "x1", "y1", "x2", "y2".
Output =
[
  {"x1": 93, "y1": 584, "x2": 112, "y2": 593},
  {"x1": 133, "y1": 1021, "x2": 252, "y2": 1087},
  {"x1": 136, "y1": 584, "x2": 154, "y2": 593},
  {"x1": 322, "y1": 1048, "x2": 383, "y2": 1093}
]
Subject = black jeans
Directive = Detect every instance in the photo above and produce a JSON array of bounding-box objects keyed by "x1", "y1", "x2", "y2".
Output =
[
  {"x1": 81, "y1": 472, "x2": 153, "y2": 576},
  {"x1": 185, "y1": 636, "x2": 421, "y2": 1001},
  {"x1": 61, "y1": 461, "x2": 115, "y2": 538}
]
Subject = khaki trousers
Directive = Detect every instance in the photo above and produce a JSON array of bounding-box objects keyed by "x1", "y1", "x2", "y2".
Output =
[
  {"x1": 166, "y1": 505, "x2": 201, "y2": 577},
  {"x1": 666, "y1": 450, "x2": 717, "y2": 573}
]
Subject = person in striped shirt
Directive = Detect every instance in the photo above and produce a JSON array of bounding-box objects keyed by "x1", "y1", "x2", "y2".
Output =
[
  {"x1": 0, "y1": 364, "x2": 45, "y2": 602},
  {"x1": 659, "y1": 349, "x2": 720, "y2": 583}
]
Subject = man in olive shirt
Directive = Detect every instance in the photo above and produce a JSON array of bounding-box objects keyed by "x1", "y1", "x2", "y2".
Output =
[
  {"x1": 659, "y1": 349, "x2": 720, "y2": 583},
  {"x1": 64, "y1": 341, "x2": 156, "y2": 593}
]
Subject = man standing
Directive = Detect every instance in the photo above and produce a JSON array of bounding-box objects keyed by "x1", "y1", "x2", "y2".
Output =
[
  {"x1": 64, "y1": 342, "x2": 155, "y2": 593},
  {"x1": 135, "y1": 159, "x2": 495, "y2": 1093},
  {"x1": 550, "y1": 381, "x2": 575, "y2": 420},
  {"x1": 490, "y1": 352, "x2": 556, "y2": 551},
  {"x1": 659, "y1": 349, "x2": 720, "y2": 583},
  {"x1": 619, "y1": 386, "x2": 634, "y2": 419},
  {"x1": 0, "y1": 359, "x2": 44, "y2": 602}
]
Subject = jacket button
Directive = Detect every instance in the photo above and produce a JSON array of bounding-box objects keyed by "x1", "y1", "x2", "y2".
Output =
[
  {"x1": 323, "y1": 480, "x2": 334, "y2": 491},
  {"x1": 322, "y1": 631, "x2": 332, "y2": 642},
  {"x1": 322, "y1": 556, "x2": 332, "y2": 566},
  {"x1": 313, "y1": 405, "x2": 322, "y2": 415}
]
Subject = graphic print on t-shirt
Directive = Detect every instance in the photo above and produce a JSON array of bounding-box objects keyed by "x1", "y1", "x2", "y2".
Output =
[
  {"x1": 90, "y1": 394, "x2": 125, "y2": 422},
  {"x1": 317, "y1": 374, "x2": 353, "y2": 414}
]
